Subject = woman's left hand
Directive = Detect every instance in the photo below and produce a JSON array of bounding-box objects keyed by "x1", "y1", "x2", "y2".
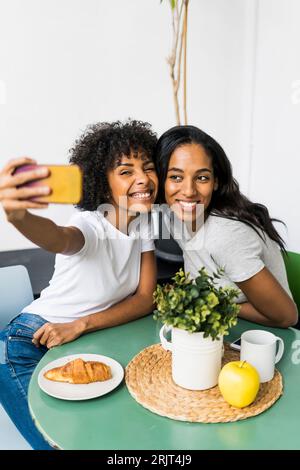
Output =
[{"x1": 32, "y1": 319, "x2": 86, "y2": 348}]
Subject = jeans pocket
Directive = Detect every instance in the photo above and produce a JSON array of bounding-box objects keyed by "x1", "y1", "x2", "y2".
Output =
[
  {"x1": 9, "y1": 327, "x2": 35, "y2": 344},
  {"x1": 9, "y1": 313, "x2": 48, "y2": 331},
  {"x1": 8, "y1": 325, "x2": 47, "y2": 355},
  {"x1": 7, "y1": 330, "x2": 48, "y2": 368}
]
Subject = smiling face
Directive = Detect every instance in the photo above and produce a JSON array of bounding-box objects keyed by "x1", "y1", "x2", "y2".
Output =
[
  {"x1": 107, "y1": 152, "x2": 158, "y2": 217},
  {"x1": 164, "y1": 143, "x2": 218, "y2": 223}
]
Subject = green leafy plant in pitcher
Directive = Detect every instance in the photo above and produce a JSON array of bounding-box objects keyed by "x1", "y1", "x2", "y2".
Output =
[
  {"x1": 154, "y1": 268, "x2": 240, "y2": 390},
  {"x1": 153, "y1": 268, "x2": 240, "y2": 340}
]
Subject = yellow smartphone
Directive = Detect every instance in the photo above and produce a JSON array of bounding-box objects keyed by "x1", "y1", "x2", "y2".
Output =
[{"x1": 14, "y1": 164, "x2": 83, "y2": 204}]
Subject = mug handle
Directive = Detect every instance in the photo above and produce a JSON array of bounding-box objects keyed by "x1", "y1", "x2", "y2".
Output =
[
  {"x1": 159, "y1": 324, "x2": 172, "y2": 352},
  {"x1": 275, "y1": 336, "x2": 284, "y2": 363}
]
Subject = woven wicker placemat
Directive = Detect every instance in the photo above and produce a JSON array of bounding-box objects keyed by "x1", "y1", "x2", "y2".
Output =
[{"x1": 125, "y1": 343, "x2": 283, "y2": 423}]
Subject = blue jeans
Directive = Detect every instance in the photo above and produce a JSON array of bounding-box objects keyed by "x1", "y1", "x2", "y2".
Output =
[{"x1": 0, "y1": 313, "x2": 53, "y2": 450}]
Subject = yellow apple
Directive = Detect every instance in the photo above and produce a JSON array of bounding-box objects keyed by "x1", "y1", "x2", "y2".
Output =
[{"x1": 218, "y1": 360, "x2": 260, "y2": 408}]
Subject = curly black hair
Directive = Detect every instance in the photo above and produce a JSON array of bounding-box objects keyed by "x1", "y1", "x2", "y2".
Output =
[{"x1": 69, "y1": 119, "x2": 157, "y2": 210}]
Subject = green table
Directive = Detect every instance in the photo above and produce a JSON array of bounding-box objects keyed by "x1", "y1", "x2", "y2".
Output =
[{"x1": 29, "y1": 316, "x2": 300, "y2": 450}]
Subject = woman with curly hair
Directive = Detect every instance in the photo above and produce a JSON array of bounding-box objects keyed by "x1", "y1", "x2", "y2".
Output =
[
  {"x1": 155, "y1": 125, "x2": 297, "y2": 328},
  {"x1": 0, "y1": 120, "x2": 158, "y2": 449}
]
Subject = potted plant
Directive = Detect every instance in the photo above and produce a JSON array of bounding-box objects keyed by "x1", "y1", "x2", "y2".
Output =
[{"x1": 153, "y1": 268, "x2": 240, "y2": 390}]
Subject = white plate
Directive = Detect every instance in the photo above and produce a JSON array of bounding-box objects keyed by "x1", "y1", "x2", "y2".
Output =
[{"x1": 38, "y1": 353, "x2": 124, "y2": 401}]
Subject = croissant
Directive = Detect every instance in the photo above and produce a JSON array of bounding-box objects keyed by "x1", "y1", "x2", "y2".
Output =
[{"x1": 44, "y1": 358, "x2": 112, "y2": 384}]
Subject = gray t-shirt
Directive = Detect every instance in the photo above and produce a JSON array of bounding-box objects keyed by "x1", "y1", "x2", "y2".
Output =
[{"x1": 164, "y1": 212, "x2": 292, "y2": 303}]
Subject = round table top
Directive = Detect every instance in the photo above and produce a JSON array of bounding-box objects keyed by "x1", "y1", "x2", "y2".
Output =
[{"x1": 29, "y1": 315, "x2": 300, "y2": 450}]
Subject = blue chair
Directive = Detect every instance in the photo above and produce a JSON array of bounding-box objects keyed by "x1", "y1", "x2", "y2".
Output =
[
  {"x1": 0, "y1": 265, "x2": 33, "y2": 450},
  {"x1": 0, "y1": 265, "x2": 34, "y2": 329}
]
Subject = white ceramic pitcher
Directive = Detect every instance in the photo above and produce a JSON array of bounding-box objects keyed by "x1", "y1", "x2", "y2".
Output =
[{"x1": 160, "y1": 324, "x2": 223, "y2": 390}]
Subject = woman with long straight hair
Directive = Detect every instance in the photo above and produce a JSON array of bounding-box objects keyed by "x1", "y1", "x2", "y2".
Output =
[{"x1": 155, "y1": 125, "x2": 297, "y2": 328}]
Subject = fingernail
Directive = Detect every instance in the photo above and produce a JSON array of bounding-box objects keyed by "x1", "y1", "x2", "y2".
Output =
[
  {"x1": 39, "y1": 186, "x2": 50, "y2": 194},
  {"x1": 36, "y1": 168, "x2": 48, "y2": 176}
]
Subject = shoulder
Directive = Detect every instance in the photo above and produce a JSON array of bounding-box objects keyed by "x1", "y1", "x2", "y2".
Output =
[
  {"x1": 67, "y1": 210, "x2": 105, "y2": 247},
  {"x1": 207, "y1": 215, "x2": 264, "y2": 252},
  {"x1": 68, "y1": 209, "x2": 94, "y2": 224},
  {"x1": 134, "y1": 213, "x2": 155, "y2": 252},
  {"x1": 208, "y1": 215, "x2": 262, "y2": 238},
  {"x1": 208, "y1": 215, "x2": 252, "y2": 230},
  {"x1": 70, "y1": 210, "x2": 104, "y2": 228},
  {"x1": 206, "y1": 216, "x2": 266, "y2": 282}
]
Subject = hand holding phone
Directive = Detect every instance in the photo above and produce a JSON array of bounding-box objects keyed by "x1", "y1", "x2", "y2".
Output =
[
  {"x1": 0, "y1": 157, "x2": 48, "y2": 218},
  {"x1": 14, "y1": 164, "x2": 82, "y2": 204}
]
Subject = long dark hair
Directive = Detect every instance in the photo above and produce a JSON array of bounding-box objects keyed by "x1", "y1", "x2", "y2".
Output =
[{"x1": 155, "y1": 125, "x2": 286, "y2": 251}]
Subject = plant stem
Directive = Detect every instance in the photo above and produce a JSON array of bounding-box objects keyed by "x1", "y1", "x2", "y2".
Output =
[
  {"x1": 167, "y1": 0, "x2": 184, "y2": 125},
  {"x1": 175, "y1": 9, "x2": 184, "y2": 95},
  {"x1": 183, "y1": 0, "x2": 189, "y2": 124},
  {"x1": 172, "y1": 10, "x2": 181, "y2": 125}
]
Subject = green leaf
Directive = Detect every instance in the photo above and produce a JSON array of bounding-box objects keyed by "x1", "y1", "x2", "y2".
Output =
[{"x1": 153, "y1": 267, "x2": 239, "y2": 339}]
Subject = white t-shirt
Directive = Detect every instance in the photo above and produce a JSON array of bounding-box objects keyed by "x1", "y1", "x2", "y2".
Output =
[
  {"x1": 23, "y1": 210, "x2": 154, "y2": 322},
  {"x1": 164, "y1": 211, "x2": 292, "y2": 303}
]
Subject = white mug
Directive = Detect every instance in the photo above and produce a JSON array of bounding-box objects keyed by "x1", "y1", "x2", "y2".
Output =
[{"x1": 240, "y1": 330, "x2": 284, "y2": 383}]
